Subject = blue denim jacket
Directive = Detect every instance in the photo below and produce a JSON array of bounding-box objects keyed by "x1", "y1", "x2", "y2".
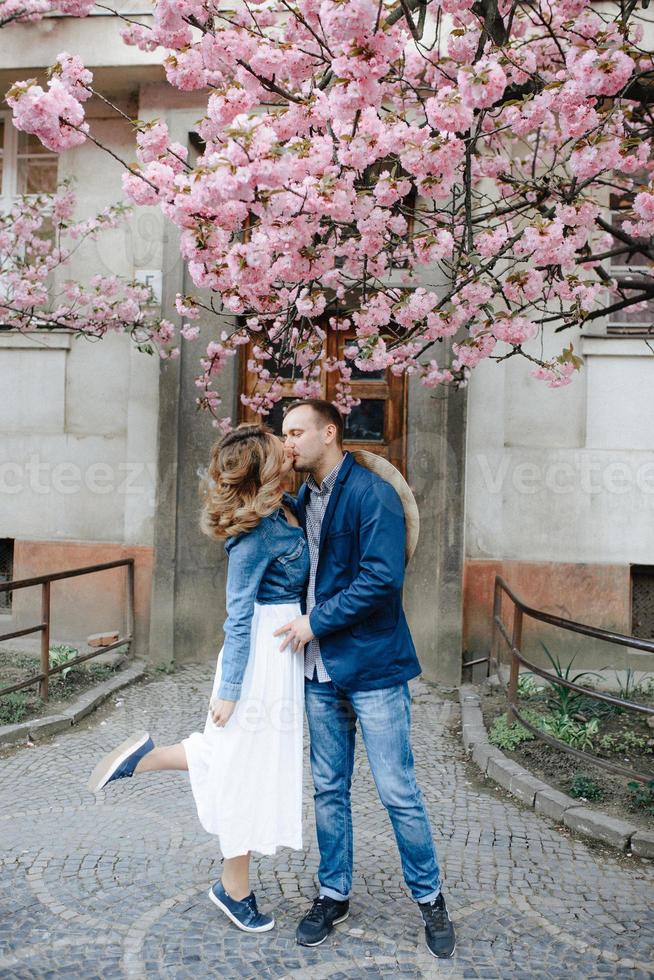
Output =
[{"x1": 218, "y1": 493, "x2": 309, "y2": 700}]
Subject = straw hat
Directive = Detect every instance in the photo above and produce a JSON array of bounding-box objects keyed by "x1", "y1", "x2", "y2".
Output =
[{"x1": 350, "y1": 450, "x2": 419, "y2": 565}]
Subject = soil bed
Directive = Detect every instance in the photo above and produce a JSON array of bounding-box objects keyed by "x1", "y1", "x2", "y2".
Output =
[
  {"x1": 0, "y1": 649, "x2": 126, "y2": 726},
  {"x1": 480, "y1": 685, "x2": 654, "y2": 832}
]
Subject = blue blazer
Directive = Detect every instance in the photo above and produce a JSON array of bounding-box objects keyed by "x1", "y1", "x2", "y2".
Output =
[{"x1": 297, "y1": 452, "x2": 421, "y2": 691}]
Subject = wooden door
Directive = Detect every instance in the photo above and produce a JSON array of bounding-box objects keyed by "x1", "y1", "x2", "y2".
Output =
[{"x1": 238, "y1": 324, "x2": 407, "y2": 477}]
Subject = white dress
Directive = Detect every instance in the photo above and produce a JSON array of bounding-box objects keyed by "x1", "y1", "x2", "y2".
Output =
[{"x1": 182, "y1": 600, "x2": 305, "y2": 858}]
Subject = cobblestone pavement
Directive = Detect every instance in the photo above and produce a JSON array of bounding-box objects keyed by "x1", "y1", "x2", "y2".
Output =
[{"x1": 1, "y1": 664, "x2": 653, "y2": 979}]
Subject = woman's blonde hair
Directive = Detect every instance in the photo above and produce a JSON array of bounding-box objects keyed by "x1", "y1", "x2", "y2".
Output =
[{"x1": 200, "y1": 423, "x2": 285, "y2": 540}]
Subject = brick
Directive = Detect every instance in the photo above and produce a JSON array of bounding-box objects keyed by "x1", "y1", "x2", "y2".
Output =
[
  {"x1": 462, "y1": 725, "x2": 488, "y2": 751},
  {"x1": 0, "y1": 720, "x2": 34, "y2": 746},
  {"x1": 534, "y1": 787, "x2": 577, "y2": 822},
  {"x1": 630, "y1": 830, "x2": 654, "y2": 859},
  {"x1": 1, "y1": 658, "x2": 652, "y2": 980},
  {"x1": 471, "y1": 742, "x2": 505, "y2": 774},
  {"x1": 87, "y1": 631, "x2": 120, "y2": 647},
  {"x1": 28, "y1": 715, "x2": 72, "y2": 740},
  {"x1": 461, "y1": 704, "x2": 484, "y2": 729},
  {"x1": 64, "y1": 661, "x2": 146, "y2": 724},
  {"x1": 459, "y1": 685, "x2": 481, "y2": 705},
  {"x1": 508, "y1": 771, "x2": 550, "y2": 808},
  {"x1": 563, "y1": 807, "x2": 637, "y2": 851},
  {"x1": 487, "y1": 756, "x2": 525, "y2": 791}
]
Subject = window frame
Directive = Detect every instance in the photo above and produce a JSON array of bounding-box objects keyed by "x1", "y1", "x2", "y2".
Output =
[
  {"x1": 238, "y1": 321, "x2": 408, "y2": 476},
  {"x1": 605, "y1": 180, "x2": 654, "y2": 337},
  {"x1": 0, "y1": 110, "x2": 59, "y2": 212},
  {"x1": 0, "y1": 538, "x2": 14, "y2": 614}
]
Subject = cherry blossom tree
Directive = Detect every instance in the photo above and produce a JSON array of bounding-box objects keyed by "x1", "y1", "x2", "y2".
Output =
[
  {"x1": 0, "y1": 0, "x2": 92, "y2": 29},
  {"x1": 0, "y1": 183, "x2": 178, "y2": 357},
  {"x1": 3, "y1": 0, "x2": 654, "y2": 427}
]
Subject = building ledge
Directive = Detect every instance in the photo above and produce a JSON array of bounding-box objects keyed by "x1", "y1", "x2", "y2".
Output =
[
  {"x1": 580, "y1": 335, "x2": 654, "y2": 357},
  {"x1": 0, "y1": 329, "x2": 72, "y2": 350}
]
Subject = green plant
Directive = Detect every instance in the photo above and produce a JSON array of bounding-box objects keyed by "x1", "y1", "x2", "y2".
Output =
[
  {"x1": 0, "y1": 692, "x2": 29, "y2": 725},
  {"x1": 613, "y1": 668, "x2": 648, "y2": 701},
  {"x1": 573, "y1": 694, "x2": 623, "y2": 721},
  {"x1": 598, "y1": 733, "x2": 617, "y2": 754},
  {"x1": 489, "y1": 714, "x2": 535, "y2": 751},
  {"x1": 488, "y1": 709, "x2": 546, "y2": 750},
  {"x1": 619, "y1": 730, "x2": 648, "y2": 754},
  {"x1": 627, "y1": 779, "x2": 654, "y2": 815},
  {"x1": 155, "y1": 661, "x2": 175, "y2": 675},
  {"x1": 569, "y1": 774, "x2": 604, "y2": 801},
  {"x1": 599, "y1": 729, "x2": 652, "y2": 756},
  {"x1": 540, "y1": 643, "x2": 599, "y2": 716},
  {"x1": 49, "y1": 643, "x2": 79, "y2": 681},
  {"x1": 541, "y1": 712, "x2": 599, "y2": 751},
  {"x1": 517, "y1": 673, "x2": 543, "y2": 698}
]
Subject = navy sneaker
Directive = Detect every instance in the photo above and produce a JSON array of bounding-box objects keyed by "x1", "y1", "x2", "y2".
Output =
[
  {"x1": 421, "y1": 892, "x2": 456, "y2": 959},
  {"x1": 208, "y1": 880, "x2": 274, "y2": 933},
  {"x1": 296, "y1": 895, "x2": 350, "y2": 947},
  {"x1": 87, "y1": 732, "x2": 154, "y2": 793}
]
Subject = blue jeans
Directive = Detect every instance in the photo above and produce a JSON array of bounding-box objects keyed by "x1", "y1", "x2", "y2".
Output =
[{"x1": 304, "y1": 677, "x2": 441, "y2": 903}]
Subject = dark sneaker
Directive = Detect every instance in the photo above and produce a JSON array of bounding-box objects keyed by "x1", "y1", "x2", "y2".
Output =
[
  {"x1": 87, "y1": 732, "x2": 154, "y2": 792},
  {"x1": 296, "y1": 895, "x2": 350, "y2": 947},
  {"x1": 421, "y1": 892, "x2": 456, "y2": 959},
  {"x1": 208, "y1": 880, "x2": 274, "y2": 933}
]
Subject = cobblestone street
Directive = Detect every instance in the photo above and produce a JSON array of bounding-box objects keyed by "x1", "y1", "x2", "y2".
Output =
[{"x1": 1, "y1": 664, "x2": 652, "y2": 979}]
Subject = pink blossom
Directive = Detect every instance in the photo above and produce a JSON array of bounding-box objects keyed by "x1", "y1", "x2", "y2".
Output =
[
  {"x1": 136, "y1": 121, "x2": 170, "y2": 163},
  {"x1": 164, "y1": 49, "x2": 208, "y2": 91},
  {"x1": 567, "y1": 48, "x2": 635, "y2": 98},
  {"x1": 530, "y1": 361, "x2": 576, "y2": 387},
  {"x1": 504, "y1": 269, "x2": 545, "y2": 302},
  {"x1": 492, "y1": 314, "x2": 539, "y2": 345},
  {"x1": 457, "y1": 58, "x2": 507, "y2": 109},
  {"x1": 425, "y1": 87, "x2": 474, "y2": 134},
  {"x1": 120, "y1": 23, "x2": 159, "y2": 51},
  {"x1": 420, "y1": 360, "x2": 454, "y2": 388},
  {"x1": 4, "y1": 0, "x2": 649, "y2": 423},
  {"x1": 57, "y1": 0, "x2": 95, "y2": 13},
  {"x1": 476, "y1": 225, "x2": 510, "y2": 258},
  {"x1": 452, "y1": 334, "x2": 497, "y2": 369},
  {"x1": 49, "y1": 53, "x2": 93, "y2": 101},
  {"x1": 7, "y1": 78, "x2": 88, "y2": 152},
  {"x1": 447, "y1": 28, "x2": 480, "y2": 62},
  {"x1": 206, "y1": 87, "x2": 257, "y2": 128}
]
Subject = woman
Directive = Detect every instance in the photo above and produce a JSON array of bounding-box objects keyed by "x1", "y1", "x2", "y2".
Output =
[{"x1": 87, "y1": 424, "x2": 310, "y2": 933}]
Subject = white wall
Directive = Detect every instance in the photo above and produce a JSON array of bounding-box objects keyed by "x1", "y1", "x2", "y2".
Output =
[
  {"x1": 465, "y1": 330, "x2": 654, "y2": 565},
  {"x1": 0, "y1": 78, "x2": 162, "y2": 547}
]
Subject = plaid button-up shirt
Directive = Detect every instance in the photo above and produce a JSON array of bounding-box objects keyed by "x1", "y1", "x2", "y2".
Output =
[{"x1": 304, "y1": 452, "x2": 348, "y2": 682}]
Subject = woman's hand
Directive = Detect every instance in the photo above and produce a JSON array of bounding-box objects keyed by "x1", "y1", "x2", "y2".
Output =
[{"x1": 210, "y1": 698, "x2": 237, "y2": 727}]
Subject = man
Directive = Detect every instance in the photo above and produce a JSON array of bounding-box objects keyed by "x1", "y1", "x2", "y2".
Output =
[{"x1": 274, "y1": 399, "x2": 455, "y2": 960}]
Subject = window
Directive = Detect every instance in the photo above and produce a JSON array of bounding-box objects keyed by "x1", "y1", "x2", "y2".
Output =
[
  {"x1": 239, "y1": 321, "x2": 408, "y2": 477},
  {"x1": 606, "y1": 180, "x2": 654, "y2": 336},
  {"x1": 0, "y1": 112, "x2": 59, "y2": 212},
  {"x1": 0, "y1": 539, "x2": 14, "y2": 613},
  {"x1": 631, "y1": 565, "x2": 654, "y2": 639}
]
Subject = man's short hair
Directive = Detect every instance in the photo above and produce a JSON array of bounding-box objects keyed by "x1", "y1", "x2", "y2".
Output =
[{"x1": 284, "y1": 398, "x2": 344, "y2": 447}]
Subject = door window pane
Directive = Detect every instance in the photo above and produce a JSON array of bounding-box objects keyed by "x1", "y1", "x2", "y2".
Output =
[
  {"x1": 348, "y1": 359, "x2": 385, "y2": 381},
  {"x1": 0, "y1": 117, "x2": 5, "y2": 198},
  {"x1": 17, "y1": 132, "x2": 58, "y2": 195},
  {"x1": 344, "y1": 400, "x2": 385, "y2": 442},
  {"x1": 266, "y1": 396, "x2": 298, "y2": 436}
]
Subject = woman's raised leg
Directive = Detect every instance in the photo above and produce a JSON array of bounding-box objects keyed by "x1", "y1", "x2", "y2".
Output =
[{"x1": 134, "y1": 743, "x2": 188, "y2": 773}]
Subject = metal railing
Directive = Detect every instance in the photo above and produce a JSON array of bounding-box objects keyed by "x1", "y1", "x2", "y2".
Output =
[
  {"x1": 491, "y1": 575, "x2": 654, "y2": 784},
  {"x1": 0, "y1": 559, "x2": 134, "y2": 701}
]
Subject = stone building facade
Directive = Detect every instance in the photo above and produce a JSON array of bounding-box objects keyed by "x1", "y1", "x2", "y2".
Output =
[{"x1": 1, "y1": 13, "x2": 652, "y2": 685}]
